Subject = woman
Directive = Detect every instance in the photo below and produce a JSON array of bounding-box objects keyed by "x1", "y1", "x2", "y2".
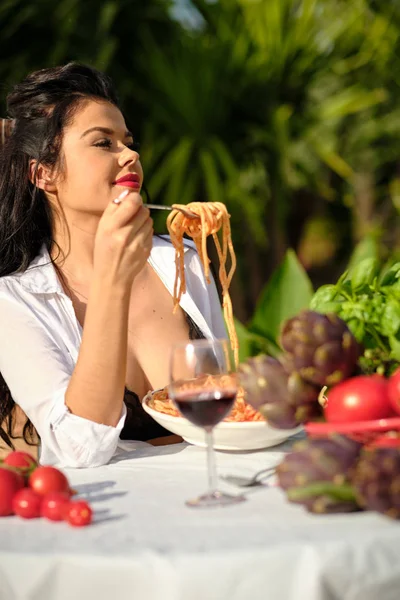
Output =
[{"x1": 0, "y1": 63, "x2": 226, "y2": 467}]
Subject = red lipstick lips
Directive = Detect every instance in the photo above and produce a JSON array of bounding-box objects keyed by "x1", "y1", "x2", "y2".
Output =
[{"x1": 113, "y1": 173, "x2": 141, "y2": 189}]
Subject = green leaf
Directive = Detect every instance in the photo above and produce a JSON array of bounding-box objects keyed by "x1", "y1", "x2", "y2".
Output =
[
  {"x1": 389, "y1": 334, "x2": 400, "y2": 362},
  {"x1": 346, "y1": 319, "x2": 366, "y2": 342},
  {"x1": 234, "y1": 319, "x2": 281, "y2": 362},
  {"x1": 310, "y1": 284, "x2": 341, "y2": 313},
  {"x1": 250, "y1": 249, "x2": 313, "y2": 345},
  {"x1": 318, "y1": 87, "x2": 387, "y2": 120},
  {"x1": 350, "y1": 258, "x2": 379, "y2": 291},
  {"x1": 381, "y1": 299, "x2": 400, "y2": 337},
  {"x1": 312, "y1": 144, "x2": 354, "y2": 179},
  {"x1": 234, "y1": 318, "x2": 254, "y2": 363},
  {"x1": 380, "y1": 262, "x2": 400, "y2": 287},
  {"x1": 347, "y1": 236, "x2": 380, "y2": 274},
  {"x1": 199, "y1": 148, "x2": 223, "y2": 203}
]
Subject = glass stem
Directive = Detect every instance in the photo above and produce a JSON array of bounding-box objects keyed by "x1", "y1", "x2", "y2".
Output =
[{"x1": 205, "y1": 427, "x2": 218, "y2": 495}]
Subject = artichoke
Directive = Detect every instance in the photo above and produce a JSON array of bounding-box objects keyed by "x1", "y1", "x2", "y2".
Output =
[
  {"x1": 276, "y1": 435, "x2": 363, "y2": 513},
  {"x1": 238, "y1": 355, "x2": 321, "y2": 429},
  {"x1": 280, "y1": 310, "x2": 361, "y2": 387},
  {"x1": 352, "y1": 445, "x2": 400, "y2": 519}
]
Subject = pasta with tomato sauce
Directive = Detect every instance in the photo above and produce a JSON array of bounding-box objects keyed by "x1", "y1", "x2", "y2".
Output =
[
  {"x1": 148, "y1": 383, "x2": 264, "y2": 423},
  {"x1": 167, "y1": 202, "x2": 239, "y2": 366}
]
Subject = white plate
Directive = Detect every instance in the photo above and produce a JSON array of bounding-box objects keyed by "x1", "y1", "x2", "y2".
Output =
[{"x1": 142, "y1": 392, "x2": 302, "y2": 451}]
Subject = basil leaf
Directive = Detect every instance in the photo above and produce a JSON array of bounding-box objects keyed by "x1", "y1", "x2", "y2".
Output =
[
  {"x1": 389, "y1": 334, "x2": 400, "y2": 361},
  {"x1": 310, "y1": 285, "x2": 340, "y2": 311},
  {"x1": 340, "y1": 301, "x2": 366, "y2": 322},
  {"x1": 346, "y1": 319, "x2": 365, "y2": 342},
  {"x1": 381, "y1": 298, "x2": 400, "y2": 337},
  {"x1": 380, "y1": 262, "x2": 400, "y2": 287},
  {"x1": 350, "y1": 258, "x2": 379, "y2": 291},
  {"x1": 347, "y1": 236, "x2": 380, "y2": 273}
]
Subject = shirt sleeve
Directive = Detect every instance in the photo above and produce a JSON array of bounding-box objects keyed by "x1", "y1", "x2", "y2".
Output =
[{"x1": 0, "y1": 295, "x2": 126, "y2": 468}]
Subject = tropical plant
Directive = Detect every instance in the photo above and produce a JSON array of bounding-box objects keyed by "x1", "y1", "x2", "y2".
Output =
[
  {"x1": 1, "y1": 0, "x2": 399, "y2": 324},
  {"x1": 138, "y1": 0, "x2": 400, "y2": 319}
]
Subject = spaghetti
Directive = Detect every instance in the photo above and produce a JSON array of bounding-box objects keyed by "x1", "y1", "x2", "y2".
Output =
[
  {"x1": 166, "y1": 202, "x2": 239, "y2": 366},
  {"x1": 148, "y1": 384, "x2": 264, "y2": 423}
]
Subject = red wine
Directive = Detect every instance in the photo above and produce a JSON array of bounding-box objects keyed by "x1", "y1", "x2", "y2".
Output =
[{"x1": 174, "y1": 389, "x2": 236, "y2": 428}]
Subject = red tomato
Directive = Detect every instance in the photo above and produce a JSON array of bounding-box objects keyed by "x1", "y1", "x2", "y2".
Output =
[
  {"x1": 41, "y1": 492, "x2": 70, "y2": 522},
  {"x1": 29, "y1": 466, "x2": 70, "y2": 496},
  {"x1": 0, "y1": 467, "x2": 24, "y2": 516},
  {"x1": 388, "y1": 368, "x2": 400, "y2": 415},
  {"x1": 12, "y1": 488, "x2": 42, "y2": 519},
  {"x1": 65, "y1": 501, "x2": 93, "y2": 527},
  {"x1": 4, "y1": 451, "x2": 38, "y2": 478},
  {"x1": 325, "y1": 375, "x2": 393, "y2": 423}
]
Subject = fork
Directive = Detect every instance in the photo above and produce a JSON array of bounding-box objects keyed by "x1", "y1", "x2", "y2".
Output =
[
  {"x1": 144, "y1": 204, "x2": 199, "y2": 219},
  {"x1": 221, "y1": 466, "x2": 277, "y2": 488}
]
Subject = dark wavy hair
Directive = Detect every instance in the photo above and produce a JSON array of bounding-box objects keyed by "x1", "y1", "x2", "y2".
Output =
[{"x1": 0, "y1": 63, "x2": 120, "y2": 449}]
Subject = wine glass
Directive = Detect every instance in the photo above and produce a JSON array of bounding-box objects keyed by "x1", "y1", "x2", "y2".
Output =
[{"x1": 169, "y1": 338, "x2": 246, "y2": 507}]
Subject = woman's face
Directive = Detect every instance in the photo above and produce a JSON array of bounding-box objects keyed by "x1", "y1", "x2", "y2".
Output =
[{"x1": 54, "y1": 99, "x2": 143, "y2": 216}]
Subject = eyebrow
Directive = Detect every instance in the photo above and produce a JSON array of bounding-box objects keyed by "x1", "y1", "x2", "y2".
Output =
[{"x1": 80, "y1": 126, "x2": 134, "y2": 139}]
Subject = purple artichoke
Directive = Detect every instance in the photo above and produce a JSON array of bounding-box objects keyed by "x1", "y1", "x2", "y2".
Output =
[
  {"x1": 352, "y1": 446, "x2": 400, "y2": 519},
  {"x1": 238, "y1": 355, "x2": 321, "y2": 429},
  {"x1": 280, "y1": 310, "x2": 361, "y2": 387},
  {"x1": 276, "y1": 435, "x2": 363, "y2": 514}
]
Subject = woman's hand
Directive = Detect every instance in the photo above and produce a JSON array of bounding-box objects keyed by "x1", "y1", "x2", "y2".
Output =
[{"x1": 93, "y1": 190, "x2": 153, "y2": 286}]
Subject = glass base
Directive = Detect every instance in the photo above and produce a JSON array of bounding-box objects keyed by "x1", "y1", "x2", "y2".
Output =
[{"x1": 185, "y1": 490, "x2": 246, "y2": 508}]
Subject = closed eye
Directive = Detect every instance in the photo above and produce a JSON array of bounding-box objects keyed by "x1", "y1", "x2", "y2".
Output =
[
  {"x1": 93, "y1": 139, "x2": 140, "y2": 152},
  {"x1": 93, "y1": 138, "x2": 112, "y2": 149}
]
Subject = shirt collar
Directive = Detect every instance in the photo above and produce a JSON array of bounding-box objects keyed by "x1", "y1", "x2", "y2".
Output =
[
  {"x1": 16, "y1": 236, "x2": 194, "y2": 294},
  {"x1": 15, "y1": 245, "x2": 63, "y2": 294}
]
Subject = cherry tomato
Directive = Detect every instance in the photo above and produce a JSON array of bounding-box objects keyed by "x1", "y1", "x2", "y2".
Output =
[
  {"x1": 3, "y1": 451, "x2": 38, "y2": 479},
  {"x1": 12, "y1": 488, "x2": 42, "y2": 519},
  {"x1": 388, "y1": 368, "x2": 400, "y2": 415},
  {"x1": 29, "y1": 466, "x2": 70, "y2": 496},
  {"x1": 41, "y1": 492, "x2": 70, "y2": 522},
  {"x1": 65, "y1": 501, "x2": 93, "y2": 527},
  {"x1": 325, "y1": 375, "x2": 393, "y2": 423},
  {"x1": 0, "y1": 467, "x2": 24, "y2": 516}
]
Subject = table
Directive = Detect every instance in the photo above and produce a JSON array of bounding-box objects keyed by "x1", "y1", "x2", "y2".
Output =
[{"x1": 0, "y1": 437, "x2": 399, "y2": 600}]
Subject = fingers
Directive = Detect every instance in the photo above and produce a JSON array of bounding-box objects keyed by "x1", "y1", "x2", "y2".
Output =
[
  {"x1": 105, "y1": 189, "x2": 129, "y2": 214},
  {"x1": 112, "y1": 189, "x2": 129, "y2": 206},
  {"x1": 112, "y1": 192, "x2": 146, "y2": 228},
  {"x1": 102, "y1": 190, "x2": 142, "y2": 224},
  {"x1": 122, "y1": 210, "x2": 154, "y2": 250}
]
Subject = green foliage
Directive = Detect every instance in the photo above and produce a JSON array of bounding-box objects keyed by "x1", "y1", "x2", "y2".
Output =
[
  {"x1": 250, "y1": 250, "x2": 314, "y2": 342},
  {"x1": 311, "y1": 240, "x2": 400, "y2": 374},
  {"x1": 1, "y1": 0, "x2": 400, "y2": 327},
  {"x1": 235, "y1": 249, "x2": 314, "y2": 360},
  {"x1": 236, "y1": 236, "x2": 400, "y2": 378}
]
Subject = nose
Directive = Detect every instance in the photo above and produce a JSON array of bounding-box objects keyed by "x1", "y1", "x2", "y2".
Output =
[{"x1": 118, "y1": 145, "x2": 140, "y2": 168}]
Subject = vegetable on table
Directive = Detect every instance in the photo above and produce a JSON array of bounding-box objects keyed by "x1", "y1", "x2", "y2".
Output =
[
  {"x1": 238, "y1": 354, "x2": 322, "y2": 429},
  {"x1": 311, "y1": 258, "x2": 400, "y2": 377},
  {"x1": 0, "y1": 450, "x2": 93, "y2": 527},
  {"x1": 324, "y1": 375, "x2": 394, "y2": 424}
]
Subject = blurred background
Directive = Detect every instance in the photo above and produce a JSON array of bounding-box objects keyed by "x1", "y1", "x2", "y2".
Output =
[{"x1": 1, "y1": 0, "x2": 399, "y2": 355}]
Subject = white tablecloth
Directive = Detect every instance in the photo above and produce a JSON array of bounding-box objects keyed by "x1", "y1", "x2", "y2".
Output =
[{"x1": 0, "y1": 437, "x2": 399, "y2": 600}]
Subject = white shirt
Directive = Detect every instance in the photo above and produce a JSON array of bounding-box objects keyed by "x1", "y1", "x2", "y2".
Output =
[{"x1": 0, "y1": 236, "x2": 227, "y2": 468}]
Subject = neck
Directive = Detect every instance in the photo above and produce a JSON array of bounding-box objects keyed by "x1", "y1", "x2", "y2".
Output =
[{"x1": 51, "y1": 207, "x2": 100, "y2": 283}]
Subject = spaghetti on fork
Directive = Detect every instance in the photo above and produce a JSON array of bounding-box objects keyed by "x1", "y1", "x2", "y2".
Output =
[{"x1": 167, "y1": 202, "x2": 239, "y2": 366}]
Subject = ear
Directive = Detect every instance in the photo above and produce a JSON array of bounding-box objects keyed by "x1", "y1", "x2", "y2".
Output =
[{"x1": 29, "y1": 160, "x2": 58, "y2": 193}]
